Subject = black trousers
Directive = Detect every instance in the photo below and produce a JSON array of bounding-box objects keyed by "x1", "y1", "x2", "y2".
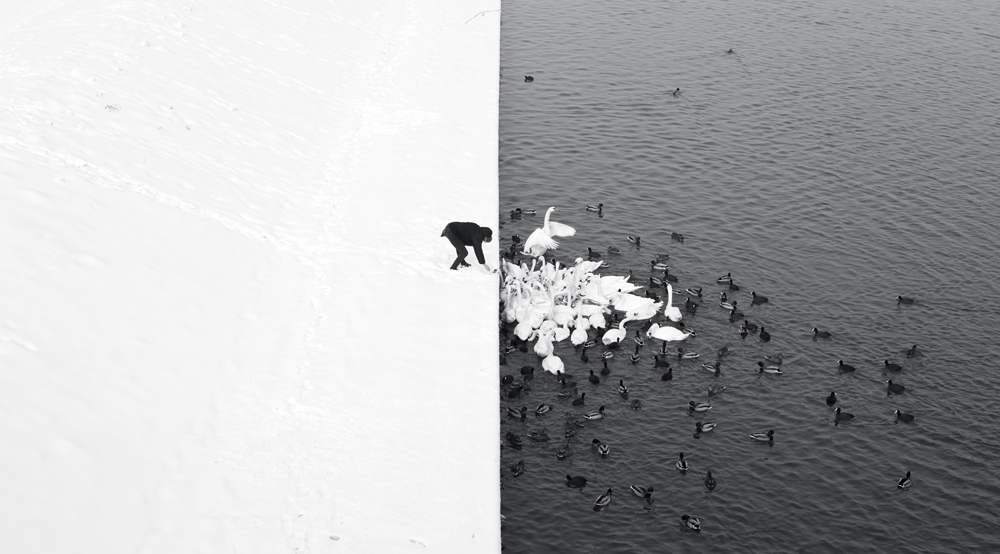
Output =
[{"x1": 442, "y1": 225, "x2": 470, "y2": 270}]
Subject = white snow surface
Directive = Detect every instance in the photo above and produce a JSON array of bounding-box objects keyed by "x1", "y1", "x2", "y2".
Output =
[{"x1": 1, "y1": 1, "x2": 501, "y2": 552}]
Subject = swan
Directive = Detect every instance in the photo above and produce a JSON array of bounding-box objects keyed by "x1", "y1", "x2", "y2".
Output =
[
  {"x1": 541, "y1": 344, "x2": 564, "y2": 375},
  {"x1": 602, "y1": 316, "x2": 634, "y2": 346},
  {"x1": 533, "y1": 329, "x2": 554, "y2": 358},
  {"x1": 646, "y1": 323, "x2": 693, "y2": 342},
  {"x1": 522, "y1": 207, "x2": 576, "y2": 259},
  {"x1": 663, "y1": 284, "x2": 682, "y2": 322}
]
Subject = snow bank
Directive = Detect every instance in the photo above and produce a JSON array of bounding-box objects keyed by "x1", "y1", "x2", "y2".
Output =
[{"x1": 0, "y1": 0, "x2": 500, "y2": 552}]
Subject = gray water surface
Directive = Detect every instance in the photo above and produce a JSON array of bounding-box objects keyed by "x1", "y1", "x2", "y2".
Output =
[{"x1": 499, "y1": 0, "x2": 1000, "y2": 551}]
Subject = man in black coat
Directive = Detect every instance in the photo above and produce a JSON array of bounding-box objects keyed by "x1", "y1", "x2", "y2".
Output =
[{"x1": 441, "y1": 222, "x2": 493, "y2": 270}]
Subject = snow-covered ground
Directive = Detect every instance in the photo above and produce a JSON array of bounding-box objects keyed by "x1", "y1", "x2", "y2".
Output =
[{"x1": 1, "y1": 1, "x2": 500, "y2": 552}]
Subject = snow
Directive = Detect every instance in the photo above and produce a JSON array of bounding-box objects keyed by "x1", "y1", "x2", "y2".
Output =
[{"x1": 0, "y1": 1, "x2": 501, "y2": 552}]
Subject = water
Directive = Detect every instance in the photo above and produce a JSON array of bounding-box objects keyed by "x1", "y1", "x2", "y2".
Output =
[{"x1": 498, "y1": 0, "x2": 1000, "y2": 551}]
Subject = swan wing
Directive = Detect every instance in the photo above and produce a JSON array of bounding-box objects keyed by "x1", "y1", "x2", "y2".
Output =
[
  {"x1": 524, "y1": 228, "x2": 559, "y2": 251},
  {"x1": 546, "y1": 220, "x2": 577, "y2": 238}
]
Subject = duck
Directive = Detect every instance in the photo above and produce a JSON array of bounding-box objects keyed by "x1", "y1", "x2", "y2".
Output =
[
  {"x1": 884, "y1": 359, "x2": 902, "y2": 372},
  {"x1": 572, "y1": 392, "x2": 586, "y2": 406},
  {"x1": 524, "y1": 76, "x2": 534, "y2": 82},
  {"x1": 695, "y1": 421, "x2": 717, "y2": 434},
  {"x1": 681, "y1": 515, "x2": 701, "y2": 531},
  {"x1": 685, "y1": 297, "x2": 699, "y2": 314},
  {"x1": 764, "y1": 352, "x2": 783, "y2": 365},
  {"x1": 707, "y1": 384, "x2": 727, "y2": 397},
  {"x1": 580, "y1": 346, "x2": 590, "y2": 363},
  {"x1": 629, "y1": 346, "x2": 641, "y2": 365},
  {"x1": 556, "y1": 445, "x2": 571, "y2": 460},
  {"x1": 618, "y1": 379, "x2": 630, "y2": 395},
  {"x1": 586, "y1": 203, "x2": 604, "y2": 212},
  {"x1": 649, "y1": 276, "x2": 664, "y2": 288},
  {"x1": 826, "y1": 391, "x2": 837, "y2": 407},
  {"x1": 720, "y1": 291, "x2": 728, "y2": 303},
  {"x1": 672, "y1": 87, "x2": 681, "y2": 97},
  {"x1": 750, "y1": 430, "x2": 775, "y2": 442},
  {"x1": 676, "y1": 452, "x2": 689, "y2": 471},
  {"x1": 906, "y1": 344, "x2": 919, "y2": 358},
  {"x1": 506, "y1": 432, "x2": 523, "y2": 449},
  {"x1": 686, "y1": 286, "x2": 703, "y2": 297},
  {"x1": 653, "y1": 354, "x2": 672, "y2": 369},
  {"x1": 671, "y1": 232, "x2": 685, "y2": 243},
  {"x1": 601, "y1": 358, "x2": 611, "y2": 376},
  {"x1": 654, "y1": 253, "x2": 670, "y2": 262},
  {"x1": 743, "y1": 320, "x2": 758, "y2": 332},
  {"x1": 678, "y1": 347, "x2": 700, "y2": 360},
  {"x1": 630, "y1": 485, "x2": 654, "y2": 503},
  {"x1": 758, "y1": 362, "x2": 783, "y2": 375},
  {"x1": 510, "y1": 459, "x2": 525, "y2": 477},
  {"x1": 633, "y1": 331, "x2": 645, "y2": 347},
  {"x1": 896, "y1": 295, "x2": 915, "y2": 305},
  {"x1": 886, "y1": 380, "x2": 905, "y2": 396},
  {"x1": 838, "y1": 360, "x2": 856, "y2": 373},
  {"x1": 602, "y1": 350, "x2": 615, "y2": 360},
  {"x1": 500, "y1": 374, "x2": 514, "y2": 386},
  {"x1": 587, "y1": 247, "x2": 602, "y2": 260},
  {"x1": 630, "y1": 399, "x2": 643, "y2": 410},
  {"x1": 565, "y1": 475, "x2": 588, "y2": 488},
  {"x1": 897, "y1": 471, "x2": 912, "y2": 490},
  {"x1": 509, "y1": 209, "x2": 522, "y2": 220},
  {"x1": 507, "y1": 406, "x2": 527, "y2": 420},
  {"x1": 717, "y1": 345, "x2": 733, "y2": 358},
  {"x1": 661, "y1": 367, "x2": 674, "y2": 381},
  {"x1": 728, "y1": 304, "x2": 745, "y2": 322},
  {"x1": 520, "y1": 365, "x2": 535, "y2": 376},
  {"x1": 527, "y1": 428, "x2": 549, "y2": 441},
  {"x1": 689, "y1": 401, "x2": 712, "y2": 413},
  {"x1": 717, "y1": 273, "x2": 732, "y2": 284},
  {"x1": 589, "y1": 370, "x2": 600, "y2": 385},
  {"x1": 751, "y1": 291, "x2": 769, "y2": 305},
  {"x1": 704, "y1": 471, "x2": 716, "y2": 491},
  {"x1": 593, "y1": 488, "x2": 613, "y2": 510},
  {"x1": 607, "y1": 246, "x2": 621, "y2": 255},
  {"x1": 739, "y1": 325, "x2": 748, "y2": 340},
  {"x1": 520, "y1": 208, "x2": 537, "y2": 215},
  {"x1": 663, "y1": 269, "x2": 679, "y2": 283},
  {"x1": 585, "y1": 406, "x2": 606, "y2": 420},
  {"x1": 535, "y1": 403, "x2": 552, "y2": 416},
  {"x1": 812, "y1": 327, "x2": 832, "y2": 339},
  {"x1": 702, "y1": 360, "x2": 721, "y2": 375},
  {"x1": 557, "y1": 387, "x2": 577, "y2": 399},
  {"x1": 720, "y1": 299, "x2": 735, "y2": 310},
  {"x1": 759, "y1": 327, "x2": 771, "y2": 342},
  {"x1": 895, "y1": 410, "x2": 915, "y2": 423},
  {"x1": 628, "y1": 236, "x2": 641, "y2": 246},
  {"x1": 597, "y1": 441, "x2": 611, "y2": 457},
  {"x1": 834, "y1": 407, "x2": 855, "y2": 426},
  {"x1": 728, "y1": 280, "x2": 740, "y2": 291}
]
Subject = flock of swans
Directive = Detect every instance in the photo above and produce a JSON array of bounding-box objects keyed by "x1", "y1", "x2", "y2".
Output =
[{"x1": 499, "y1": 205, "x2": 918, "y2": 529}]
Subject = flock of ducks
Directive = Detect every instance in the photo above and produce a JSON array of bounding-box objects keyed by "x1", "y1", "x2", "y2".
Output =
[{"x1": 499, "y1": 205, "x2": 919, "y2": 532}]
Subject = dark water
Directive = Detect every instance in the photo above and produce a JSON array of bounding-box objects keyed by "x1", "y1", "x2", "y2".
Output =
[{"x1": 498, "y1": 0, "x2": 1000, "y2": 551}]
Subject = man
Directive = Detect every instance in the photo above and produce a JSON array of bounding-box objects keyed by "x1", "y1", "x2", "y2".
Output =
[{"x1": 441, "y1": 221, "x2": 493, "y2": 271}]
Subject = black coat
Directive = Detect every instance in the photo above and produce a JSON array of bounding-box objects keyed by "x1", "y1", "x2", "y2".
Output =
[{"x1": 443, "y1": 222, "x2": 492, "y2": 264}]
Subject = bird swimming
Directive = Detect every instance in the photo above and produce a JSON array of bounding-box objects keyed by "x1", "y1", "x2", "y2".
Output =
[
  {"x1": 838, "y1": 360, "x2": 856, "y2": 374},
  {"x1": 630, "y1": 485, "x2": 654, "y2": 503},
  {"x1": 585, "y1": 406, "x2": 606, "y2": 420},
  {"x1": 897, "y1": 471, "x2": 912, "y2": 490},
  {"x1": 524, "y1": 75, "x2": 534, "y2": 82},
  {"x1": 566, "y1": 475, "x2": 588, "y2": 488},
  {"x1": 586, "y1": 203, "x2": 604, "y2": 213},
  {"x1": 896, "y1": 295, "x2": 915, "y2": 305},
  {"x1": 895, "y1": 410, "x2": 915, "y2": 423},
  {"x1": 812, "y1": 327, "x2": 832, "y2": 339},
  {"x1": 834, "y1": 407, "x2": 855, "y2": 426},
  {"x1": 681, "y1": 514, "x2": 701, "y2": 531},
  {"x1": 887, "y1": 380, "x2": 906, "y2": 396},
  {"x1": 751, "y1": 291, "x2": 769, "y2": 304},
  {"x1": 906, "y1": 344, "x2": 919, "y2": 358},
  {"x1": 884, "y1": 359, "x2": 902, "y2": 372},
  {"x1": 704, "y1": 471, "x2": 716, "y2": 491},
  {"x1": 676, "y1": 452, "x2": 689, "y2": 471},
  {"x1": 572, "y1": 392, "x2": 586, "y2": 406},
  {"x1": 594, "y1": 488, "x2": 613, "y2": 510},
  {"x1": 522, "y1": 207, "x2": 576, "y2": 260},
  {"x1": 759, "y1": 326, "x2": 771, "y2": 342},
  {"x1": 750, "y1": 430, "x2": 774, "y2": 442}
]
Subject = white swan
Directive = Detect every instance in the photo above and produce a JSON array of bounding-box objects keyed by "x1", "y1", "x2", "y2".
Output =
[
  {"x1": 646, "y1": 323, "x2": 693, "y2": 342},
  {"x1": 541, "y1": 344, "x2": 564, "y2": 375},
  {"x1": 663, "y1": 284, "x2": 682, "y2": 322},
  {"x1": 602, "y1": 316, "x2": 634, "y2": 346},
  {"x1": 522, "y1": 207, "x2": 576, "y2": 259}
]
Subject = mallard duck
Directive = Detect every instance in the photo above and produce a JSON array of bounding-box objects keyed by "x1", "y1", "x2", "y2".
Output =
[
  {"x1": 884, "y1": 359, "x2": 902, "y2": 372},
  {"x1": 720, "y1": 300, "x2": 735, "y2": 310},
  {"x1": 685, "y1": 286, "x2": 702, "y2": 297},
  {"x1": 507, "y1": 406, "x2": 527, "y2": 419},
  {"x1": 764, "y1": 352, "x2": 783, "y2": 364},
  {"x1": 586, "y1": 203, "x2": 604, "y2": 212},
  {"x1": 655, "y1": 253, "x2": 670, "y2": 262},
  {"x1": 528, "y1": 428, "x2": 549, "y2": 441},
  {"x1": 750, "y1": 430, "x2": 774, "y2": 442},
  {"x1": 629, "y1": 348, "x2": 640, "y2": 365},
  {"x1": 887, "y1": 380, "x2": 905, "y2": 396},
  {"x1": 895, "y1": 410, "x2": 915, "y2": 423},
  {"x1": 520, "y1": 208, "x2": 537, "y2": 215},
  {"x1": 594, "y1": 488, "x2": 613, "y2": 510},
  {"x1": 583, "y1": 339, "x2": 597, "y2": 349},
  {"x1": 707, "y1": 384, "x2": 727, "y2": 396},
  {"x1": 585, "y1": 406, "x2": 606, "y2": 420},
  {"x1": 739, "y1": 325, "x2": 748, "y2": 340},
  {"x1": 676, "y1": 452, "x2": 689, "y2": 471},
  {"x1": 607, "y1": 246, "x2": 621, "y2": 255},
  {"x1": 906, "y1": 344, "x2": 919, "y2": 358},
  {"x1": 681, "y1": 514, "x2": 701, "y2": 531},
  {"x1": 677, "y1": 348, "x2": 700, "y2": 360},
  {"x1": 838, "y1": 360, "x2": 856, "y2": 374},
  {"x1": 689, "y1": 401, "x2": 712, "y2": 412},
  {"x1": 630, "y1": 399, "x2": 643, "y2": 410},
  {"x1": 701, "y1": 360, "x2": 721, "y2": 374},
  {"x1": 618, "y1": 380, "x2": 629, "y2": 395},
  {"x1": 633, "y1": 331, "x2": 645, "y2": 347},
  {"x1": 704, "y1": 471, "x2": 716, "y2": 491},
  {"x1": 510, "y1": 459, "x2": 525, "y2": 477},
  {"x1": 556, "y1": 445, "x2": 571, "y2": 460},
  {"x1": 627, "y1": 236, "x2": 641, "y2": 246},
  {"x1": 671, "y1": 232, "x2": 685, "y2": 243},
  {"x1": 695, "y1": 421, "x2": 716, "y2": 434},
  {"x1": 597, "y1": 442, "x2": 610, "y2": 457},
  {"x1": 506, "y1": 432, "x2": 523, "y2": 449},
  {"x1": 834, "y1": 407, "x2": 854, "y2": 426},
  {"x1": 630, "y1": 485, "x2": 654, "y2": 503},
  {"x1": 897, "y1": 471, "x2": 912, "y2": 490},
  {"x1": 812, "y1": 327, "x2": 832, "y2": 339},
  {"x1": 717, "y1": 273, "x2": 732, "y2": 284},
  {"x1": 649, "y1": 276, "x2": 664, "y2": 287},
  {"x1": 651, "y1": 261, "x2": 669, "y2": 272},
  {"x1": 758, "y1": 362, "x2": 783, "y2": 375},
  {"x1": 535, "y1": 403, "x2": 552, "y2": 416}
]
